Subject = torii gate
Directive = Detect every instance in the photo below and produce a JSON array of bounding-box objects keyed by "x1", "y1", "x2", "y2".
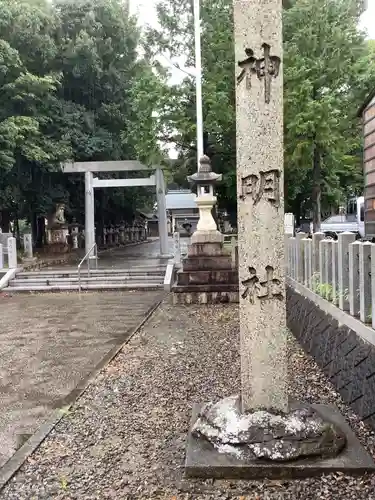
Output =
[{"x1": 62, "y1": 160, "x2": 170, "y2": 258}]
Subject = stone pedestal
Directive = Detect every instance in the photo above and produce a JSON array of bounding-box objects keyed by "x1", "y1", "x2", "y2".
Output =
[
  {"x1": 7, "y1": 237, "x2": 17, "y2": 268},
  {"x1": 172, "y1": 235, "x2": 238, "y2": 304},
  {"x1": 47, "y1": 227, "x2": 69, "y2": 253},
  {"x1": 22, "y1": 233, "x2": 37, "y2": 264}
]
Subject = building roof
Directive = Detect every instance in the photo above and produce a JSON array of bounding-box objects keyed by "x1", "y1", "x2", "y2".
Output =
[
  {"x1": 165, "y1": 190, "x2": 197, "y2": 210},
  {"x1": 357, "y1": 87, "x2": 375, "y2": 117}
]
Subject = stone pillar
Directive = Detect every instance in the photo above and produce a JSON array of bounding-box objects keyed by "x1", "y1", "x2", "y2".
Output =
[
  {"x1": 108, "y1": 227, "x2": 114, "y2": 246},
  {"x1": 284, "y1": 213, "x2": 295, "y2": 236},
  {"x1": 338, "y1": 232, "x2": 356, "y2": 312},
  {"x1": 324, "y1": 240, "x2": 333, "y2": 301},
  {"x1": 231, "y1": 236, "x2": 237, "y2": 269},
  {"x1": 7, "y1": 237, "x2": 17, "y2": 268},
  {"x1": 312, "y1": 232, "x2": 324, "y2": 277},
  {"x1": 371, "y1": 245, "x2": 375, "y2": 329},
  {"x1": 85, "y1": 171, "x2": 95, "y2": 256},
  {"x1": 332, "y1": 241, "x2": 339, "y2": 305},
  {"x1": 289, "y1": 237, "x2": 296, "y2": 280},
  {"x1": 173, "y1": 231, "x2": 181, "y2": 265},
  {"x1": 155, "y1": 167, "x2": 170, "y2": 257},
  {"x1": 359, "y1": 241, "x2": 372, "y2": 324},
  {"x1": 302, "y1": 238, "x2": 312, "y2": 288},
  {"x1": 0, "y1": 243, "x2": 3, "y2": 269},
  {"x1": 23, "y1": 233, "x2": 33, "y2": 259},
  {"x1": 295, "y1": 232, "x2": 306, "y2": 283},
  {"x1": 319, "y1": 239, "x2": 327, "y2": 294},
  {"x1": 349, "y1": 241, "x2": 361, "y2": 317},
  {"x1": 119, "y1": 224, "x2": 125, "y2": 245},
  {"x1": 234, "y1": 0, "x2": 286, "y2": 412}
]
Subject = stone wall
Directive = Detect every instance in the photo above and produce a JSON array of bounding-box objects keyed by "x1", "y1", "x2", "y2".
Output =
[{"x1": 287, "y1": 282, "x2": 375, "y2": 429}]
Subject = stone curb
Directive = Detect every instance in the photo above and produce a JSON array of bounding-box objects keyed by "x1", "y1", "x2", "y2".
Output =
[{"x1": 0, "y1": 296, "x2": 164, "y2": 492}]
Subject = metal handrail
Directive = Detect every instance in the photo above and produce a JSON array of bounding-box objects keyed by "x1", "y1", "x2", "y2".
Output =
[{"x1": 78, "y1": 242, "x2": 98, "y2": 292}]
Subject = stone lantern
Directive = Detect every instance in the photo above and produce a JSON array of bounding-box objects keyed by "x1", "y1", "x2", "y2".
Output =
[
  {"x1": 172, "y1": 155, "x2": 238, "y2": 305},
  {"x1": 188, "y1": 155, "x2": 222, "y2": 243}
]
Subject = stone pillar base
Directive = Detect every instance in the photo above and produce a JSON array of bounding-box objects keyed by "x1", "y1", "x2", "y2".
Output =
[{"x1": 185, "y1": 400, "x2": 375, "y2": 479}]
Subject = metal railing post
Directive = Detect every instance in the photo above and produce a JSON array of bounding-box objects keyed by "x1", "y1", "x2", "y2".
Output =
[{"x1": 77, "y1": 242, "x2": 97, "y2": 293}]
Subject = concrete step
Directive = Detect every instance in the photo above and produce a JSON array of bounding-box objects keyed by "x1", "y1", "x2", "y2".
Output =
[
  {"x1": 9, "y1": 281, "x2": 164, "y2": 288},
  {"x1": 17, "y1": 270, "x2": 166, "y2": 279},
  {"x1": 5, "y1": 283, "x2": 164, "y2": 292},
  {"x1": 11, "y1": 276, "x2": 164, "y2": 285},
  {"x1": 19, "y1": 266, "x2": 167, "y2": 275}
]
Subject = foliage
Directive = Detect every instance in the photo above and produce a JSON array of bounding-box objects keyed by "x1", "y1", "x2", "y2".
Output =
[
  {"x1": 0, "y1": 0, "x2": 168, "y2": 239},
  {"x1": 283, "y1": 0, "x2": 374, "y2": 228},
  {"x1": 149, "y1": 0, "x2": 375, "y2": 226}
]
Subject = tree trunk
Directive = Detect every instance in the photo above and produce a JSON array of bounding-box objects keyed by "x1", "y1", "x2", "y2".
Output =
[
  {"x1": 0, "y1": 210, "x2": 10, "y2": 232},
  {"x1": 35, "y1": 215, "x2": 45, "y2": 248},
  {"x1": 312, "y1": 143, "x2": 321, "y2": 233},
  {"x1": 32, "y1": 212, "x2": 37, "y2": 245},
  {"x1": 15, "y1": 217, "x2": 20, "y2": 247}
]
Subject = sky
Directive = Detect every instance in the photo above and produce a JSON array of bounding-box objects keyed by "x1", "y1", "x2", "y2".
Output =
[{"x1": 131, "y1": 0, "x2": 375, "y2": 39}]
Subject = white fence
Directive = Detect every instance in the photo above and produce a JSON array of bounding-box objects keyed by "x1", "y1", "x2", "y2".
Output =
[{"x1": 286, "y1": 232, "x2": 375, "y2": 329}]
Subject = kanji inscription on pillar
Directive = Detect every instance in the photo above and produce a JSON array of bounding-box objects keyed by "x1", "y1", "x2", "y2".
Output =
[
  {"x1": 241, "y1": 169, "x2": 280, "y2": 207},
  {"x1": 237, "y1": 43, "x2": 281, "y2": 104},
  {"x1": 241, "y1": 266, "x2": 284, "y2": 304}
]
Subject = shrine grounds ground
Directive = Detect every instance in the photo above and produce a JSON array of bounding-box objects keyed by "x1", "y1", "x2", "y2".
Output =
[{"x1": 1, "y1": 298, "x2": 375, "y2": 499}]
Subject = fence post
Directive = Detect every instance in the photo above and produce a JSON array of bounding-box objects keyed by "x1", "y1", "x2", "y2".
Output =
[
  {"x1": 231, "y1": 236, "x2": 237, "y2": 269},
  {"x1": 289, "y1": 237, "x2": 296, "y2": 280},
  {"x1": 0, "y1": 243, "x2": 3, "y2": 269},
  {"x1": 371, "y1": 245, "x2": 375, "y2": 330},
  {"x1": 332, "y1": 240, "x2": 339, "y2": 305},
  {"x1": 324, "y1": 240, "x2": 333, "y2": 301},
  {"x1": 359, "y1": 241, "x2": 372, "y2": 324},
  {"x1": 173, "y1": 231, "x2": 181, "y2": 266},
  {"x1": 296, "y1": 232, "x2": 306, "y2": 283},
  {"x1": 302, "y1": 238, "x2": 312, "y2": 288},
  {"x1": 284, "y1": 235, "x2": 291, "y2": 277},
  {"x1": 312, "y1": 232, "x2": 324, "y2": 280},
  {"x1": 338, "y1": 232, "x2": 356, "y2": 312},
  {"x1": 7, "y1": 237, "x2": 17, "y2": 269},
  {"x1": 319, "y1": 239, "x2": 327, "y2": 296},
  {"x1": 349, "y1": 241, "x2": 361, "y2": 317}
]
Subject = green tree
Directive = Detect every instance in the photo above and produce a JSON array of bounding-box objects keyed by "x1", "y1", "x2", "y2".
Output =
[
  {"x1": 284, "y1": 0, "x2": 373, "y2": 229},
  {"x1": 0, "y1": 0, "x2": 169, "y2": 241},
  {"x1": 147, "y1": 0, "x2": 237, "y2": 219},
  {"x1": 150, "y1": 0, "x2": 375, "y2": 228}
]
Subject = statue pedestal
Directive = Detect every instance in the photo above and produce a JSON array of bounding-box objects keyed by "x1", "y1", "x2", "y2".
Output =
[{"x1": 47, "y1": 227, "x2": 69, "y2": 253}]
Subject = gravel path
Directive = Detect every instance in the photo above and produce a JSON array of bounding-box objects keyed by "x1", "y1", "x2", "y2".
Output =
[{"x1": 1, "y1": 300, "x2": 375, "y2": 499}]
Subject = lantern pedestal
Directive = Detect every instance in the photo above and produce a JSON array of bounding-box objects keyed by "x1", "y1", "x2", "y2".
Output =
[{"x1": 191, "y1": 195, "x2": 223, "y2": 244}]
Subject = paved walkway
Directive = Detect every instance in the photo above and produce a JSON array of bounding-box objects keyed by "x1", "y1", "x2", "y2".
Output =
[
  {"x1": 97, "y1": 238, "x2": 175, "y2": 269},
  {"x1": 0, "y1": 290, "x2": 163, "y2": 469}
]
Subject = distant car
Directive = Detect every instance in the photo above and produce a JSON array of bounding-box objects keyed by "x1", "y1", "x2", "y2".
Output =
[{"x1": 320, "y1": 213, "x2": 362, "y2": 239}]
